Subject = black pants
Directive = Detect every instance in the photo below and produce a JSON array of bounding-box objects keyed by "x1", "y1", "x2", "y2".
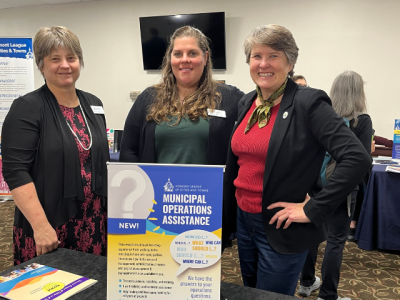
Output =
[
  {"x1": 300, "y1": 190, "x2": 357, "y2": 300},
  {"x1": 352, "y1": 183, "x2": 365, "y2": 222}
]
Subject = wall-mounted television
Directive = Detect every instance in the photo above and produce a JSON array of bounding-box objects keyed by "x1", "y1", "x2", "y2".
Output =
[{"x1": 139, "y1": 12, "x2": 226, "y2": 70}]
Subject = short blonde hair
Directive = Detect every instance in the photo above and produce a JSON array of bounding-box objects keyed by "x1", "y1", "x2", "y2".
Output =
[
  {"x1": 33, "y1": 26, "x2": 84, "y2": 72},
  {"x1": 243, "y1": 24, "x2": 298, "y2": 77}
]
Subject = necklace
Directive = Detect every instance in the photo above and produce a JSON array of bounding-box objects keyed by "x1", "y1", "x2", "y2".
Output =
[{"x1": 65, "y1": 99, "x2": 93, "y2": 151}]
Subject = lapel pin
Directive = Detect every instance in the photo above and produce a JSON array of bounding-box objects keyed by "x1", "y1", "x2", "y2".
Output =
[{"x1": 283, "y1": 111, "x2": 288, "y2": 119}]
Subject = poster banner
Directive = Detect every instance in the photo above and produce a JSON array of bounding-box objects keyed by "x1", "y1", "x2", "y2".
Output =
[
  {"x1": 393, "y1": 119, "x2": 400, "y2": 160},
  {"x1": 0, "y1": 37, "x2": 34, "y2": 198},
  {"x1": 0, "y1": 37, "x2": 34, "y2": 133},
  {"x1": 107, "y1": 128, "x2": 115, "y2": 152},
  {"x1": 0, "y1": 158, "x2": 10, "y2": 196},
  {"x1": 107, "y1": 163, "x2": 224, "y2": 300}
]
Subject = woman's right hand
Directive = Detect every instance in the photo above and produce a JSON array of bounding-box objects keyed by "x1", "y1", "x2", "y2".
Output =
[
  {"x1": 10, "y1": 182, "x2": 61, "y2": 256},
  {"x1": 33, "y1": 223, "x2": 60, "y2": 256}
]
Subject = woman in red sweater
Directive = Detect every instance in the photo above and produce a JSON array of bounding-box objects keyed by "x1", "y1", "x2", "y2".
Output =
[{"x1": 222, "y1": 25, "x2": 371, "y2": 296}]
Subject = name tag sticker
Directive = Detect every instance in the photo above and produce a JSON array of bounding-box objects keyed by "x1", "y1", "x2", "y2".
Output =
[
  {"x1": 91, "y1": 106, "x2": 105, "y2": 114},
  {"x1": 207, "y1": 109, "x2": 226, "y2": 118}
]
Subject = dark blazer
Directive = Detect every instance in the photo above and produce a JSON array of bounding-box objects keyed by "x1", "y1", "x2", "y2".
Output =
[
  {"x1": 222, "y1": 79, "x2": 371, "y2": 254},
  {"x1": 119, "y1": 84, "x2": 244, "y2": 165}
]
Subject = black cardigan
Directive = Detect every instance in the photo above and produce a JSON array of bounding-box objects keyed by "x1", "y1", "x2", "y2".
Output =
[
  {"x1": 119, "y1": 84, "x2": 245, "y2": 165},
  {"x1": 2, "y1": 84, "x2": 109, "y2": 235},
  {"x1": 350, "y1": 114, "x2": 373, "y2": 153}
]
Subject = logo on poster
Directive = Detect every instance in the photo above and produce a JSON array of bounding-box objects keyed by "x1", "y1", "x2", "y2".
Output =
[
  {"x1": 25, "y1": 48, "x2": 33, "y2": 60},
  {"x1": 164, "y1": 178, "x2": 174, "y2": 192}
]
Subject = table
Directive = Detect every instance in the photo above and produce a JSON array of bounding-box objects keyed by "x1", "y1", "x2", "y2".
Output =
[
  {"x1": 109, "y1": 151, "x2": 120, "y2": 162},
  {"x1": 355, "y1": 164, "x2": 400, "y2": 251},
  {"x1": 0, "y1": 248, "x2": 297, "y2": 300}
]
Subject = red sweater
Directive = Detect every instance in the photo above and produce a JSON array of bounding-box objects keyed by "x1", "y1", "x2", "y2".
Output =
[{"x1": 231, "y1": 100, "x2": 280, "y2": 213}]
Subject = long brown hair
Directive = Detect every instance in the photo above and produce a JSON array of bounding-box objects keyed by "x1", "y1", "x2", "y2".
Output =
[{"x1": 146, "y1": 26, "x2": 221, "y2": 124}]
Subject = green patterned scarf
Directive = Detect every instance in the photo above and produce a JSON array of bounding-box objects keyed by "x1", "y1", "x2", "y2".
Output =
[{"x1": 244, "y1": 78, "x2": 288, "y2": 133}]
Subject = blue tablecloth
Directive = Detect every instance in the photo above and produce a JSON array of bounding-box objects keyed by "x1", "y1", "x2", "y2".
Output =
[
  {"x1": 355, "y1": 164, "x2": 400, "y2": 251},
  {"x1": 109, "y1": 151, "x2": 120, "y2": 162}
]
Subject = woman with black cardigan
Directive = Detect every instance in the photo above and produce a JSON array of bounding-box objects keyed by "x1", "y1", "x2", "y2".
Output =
[
  {"x1": 2, "y1": 26, "x2": 109, "y2": 265},
  {"x1": 120, "y1": 26, "x2": 244, "y2": 165}
]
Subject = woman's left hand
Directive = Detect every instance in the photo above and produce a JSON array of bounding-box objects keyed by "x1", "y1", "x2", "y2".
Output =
[{"x1": 267, "y1": 197, "x2": 311, "y2": 229}]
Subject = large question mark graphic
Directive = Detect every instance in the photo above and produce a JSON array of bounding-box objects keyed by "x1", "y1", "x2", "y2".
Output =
[{"x1": 110, "y1": 170, "x2": 146, "y2": 218}]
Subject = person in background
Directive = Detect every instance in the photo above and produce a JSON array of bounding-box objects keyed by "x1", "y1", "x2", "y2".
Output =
[
  {"x1": 120, "y1": 26, "x2": 244, "y2": 166},
  {"x1": 298, "y1": 70, "x2": 372, "y2": 300},
  {"x1": 222, "y1": 25, "x2": 371, "y2": 296},
  {"x1": 292, "y1": 74, "x2": 308, "y2": 86},
  {"x1": 2, "y1": 26, "x2": 109, "y2": 265}
]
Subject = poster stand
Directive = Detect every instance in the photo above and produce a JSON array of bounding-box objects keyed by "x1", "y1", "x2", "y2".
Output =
[{"x1": 107, "y1": 162, "x2": 224, "y2": 299}]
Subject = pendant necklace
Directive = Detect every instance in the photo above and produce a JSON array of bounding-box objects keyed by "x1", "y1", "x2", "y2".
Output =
[{"x1": 65, "y1": 99, "x2": 93, "y2": 151}]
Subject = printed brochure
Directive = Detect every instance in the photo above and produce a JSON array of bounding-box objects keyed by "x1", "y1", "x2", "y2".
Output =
[
  {"x1": 386, "y1": 166, "x2": 400, "y2": 173},
  {"x1": 0, "y1": 263, "x2": 97, "y2": 300}
]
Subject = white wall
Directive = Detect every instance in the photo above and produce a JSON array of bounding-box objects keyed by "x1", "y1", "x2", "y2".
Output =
[{"x1": 0, "y1": 0, "x2": 399, "y2": 138}]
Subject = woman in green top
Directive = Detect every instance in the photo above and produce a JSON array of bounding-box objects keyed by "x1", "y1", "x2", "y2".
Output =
[{"x1": 120, "y1": 26, "x2": 244, "y2": 165}]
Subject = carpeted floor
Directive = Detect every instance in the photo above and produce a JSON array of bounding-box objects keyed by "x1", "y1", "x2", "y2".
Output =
[
  {"x1": 0, "y1": 200, "x2": 14, "y2": 273},
  {"x1": 221, "y1": 240, "x2": 400, "y2": 300},
  {"x1": 1, "y1": 200, "x2": 400, "y2": 299}
]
